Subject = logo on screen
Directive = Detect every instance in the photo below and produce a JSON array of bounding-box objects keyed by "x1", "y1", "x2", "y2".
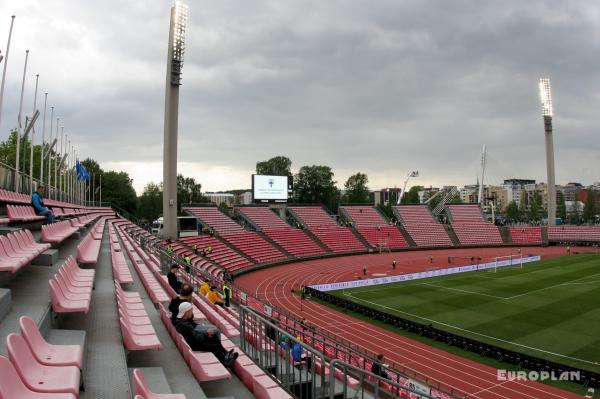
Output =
[{"x1": 268, "y1": 178, "x2": 274, "y2": 187}]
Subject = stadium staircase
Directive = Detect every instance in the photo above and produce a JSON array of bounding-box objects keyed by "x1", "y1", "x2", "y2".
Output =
[
  {"x1": 499, "y1": 226, "x2": 513, "y2": 244},
  {"x1": 444, "y1": 224, "x2": 461, "y2": 246}
]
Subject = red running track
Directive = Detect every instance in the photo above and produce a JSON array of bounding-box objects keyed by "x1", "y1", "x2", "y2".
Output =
[{"x1": 236, "y1": 246, "x2": 596, "y2": 399}]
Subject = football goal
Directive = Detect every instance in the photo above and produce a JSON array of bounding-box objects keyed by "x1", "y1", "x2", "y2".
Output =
[{"x1": 486, "y1": 254, "x2": 524, "y2": 273}]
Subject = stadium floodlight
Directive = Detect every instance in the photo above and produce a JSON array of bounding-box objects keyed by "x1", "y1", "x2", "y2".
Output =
[
  {"x1": 539, "y1": 78, "x2": 556, "y2": 226},
  {"x1": 163, "y1": 0, "x2": 188, "y2": 239},
  {"x1": 539, "y1": 78, "x2": 553, "y2": 117},
  {"x1": 398, "y1": 170, "x2": 420, "y2": 204}
]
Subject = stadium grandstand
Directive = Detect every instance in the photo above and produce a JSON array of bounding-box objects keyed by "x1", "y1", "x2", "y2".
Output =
[{"x1": 2, "y1": 2, "x2": 600, "y2": 399}]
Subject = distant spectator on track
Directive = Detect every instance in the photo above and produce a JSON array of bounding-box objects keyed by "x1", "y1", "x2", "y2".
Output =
[
  {"x1": 31, "y1": 186, "x2": 54, "y2": 224},
  {"x1": 363, "y1": 266, "x2": 367, "y2": 276},
  {"x1": 429, "y1": 256, "x2": 434, "y2": 264},
  {"x1": 167, "y1": 265, "x2": 182, "y2": 293},
  {"x1": 371, "y1": 354, "x2": 389, "y2": 380},
  {"x1": 392, "y1": 260, "x2": 396, "y2": 270},
  {"x1": 567, "y1": 245, "x2": 571, "y2": 256},
  {"x1": 207, "y1": 286, "x2": 224, "y2": 307},
  {"x1": 168, "y1": 283, "x2": 193, "y2": 322}
]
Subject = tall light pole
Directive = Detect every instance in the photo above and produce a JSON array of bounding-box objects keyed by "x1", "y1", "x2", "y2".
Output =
[
  {"x1": 40, "y1": 92, "x2": 48, "y2": 184},
  {"x1": 47, "y1": 107, "x2": 54, "y2": 190},
  {"x1": 29, "y1": 73, "x2": 39, "y2": 193},
  {"x1": 0, "y1": 15, "x2": 16, "y2": 130},
  {"x1": 14, "y1": 49, "x2": 29, "y2": 192},
  {"x1": 162, "y1": 0, "x2": 188, "y2": 239},
  {"x1": 539, "y1": 78, "x2": 556, "y2": 226}
]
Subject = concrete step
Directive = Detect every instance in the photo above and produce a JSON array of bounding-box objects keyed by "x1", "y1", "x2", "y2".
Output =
[{"x1": 0, "y1": 288, "x2": 11, "y2": 323}]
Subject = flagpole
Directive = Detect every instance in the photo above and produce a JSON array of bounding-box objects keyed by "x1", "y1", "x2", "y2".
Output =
[
  {"x1": 29, "y1": 73, "x2": 39, "y2": 194},
  {"x1": 40, "y1": 92, "x2": 47, "y2": 184},
  {"x1": 47, "y1": 106, "x2": 53, "y2": 191},
  {"x1": 15, "y1": 49, "x2": 29, "y2": 193}
]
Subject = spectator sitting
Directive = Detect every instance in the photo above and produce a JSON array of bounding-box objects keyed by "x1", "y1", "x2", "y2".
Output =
[
  {"x1": 31, "y1": 185, "x2": 54, "y2": 224},
  {"x1": 200, "y1": 280, "x2": 210, "y2": 296},
  {"x1": 168, "y1": 284, "x2": 193, "y2": 322},
  {"x1": 167, "y1": 265, "x2": 182, "y2": 294},
  {"x1": 371, "y1": 354, "x2": 389, "y2": 379},
  {"x1": 207, "y1": 286, "x2": 224, "y2": 307},
  {"x1": 174, "y1": 302, "x2": 238, "y2": 366}
]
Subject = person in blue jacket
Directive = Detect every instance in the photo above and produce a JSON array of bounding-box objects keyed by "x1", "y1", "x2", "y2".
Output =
[{"x1": 31, "y1": 185, "x2": 54, "y2": 224}]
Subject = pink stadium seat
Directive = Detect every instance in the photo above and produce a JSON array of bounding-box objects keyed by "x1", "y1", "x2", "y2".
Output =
[
  {"x1": 6, "y1": 334, "x2": 80, "y2": 396},
  {"x1": 182, "y1": 207, "x2": 244, "y2": 235},
  {"x1": 76, "y1": 231, "x2": 102, "y2": 264},
  {"x1": 394, "y1": 205, "x2": 453, "y2": 247},
  {"x1": 0, "y1": 356, "x2": 77, "y2": 399},
  {"x1": 509, "y1": 226, "x2": 543, "y2": 244},
  {"x1": 548, "y1": 226, "x2": 600, "y2": 242},
  {"x1": 49, "y1": 279, "x2": 90, "y2": 314},
  {"x1": 447, "y1": 205, "x2": 503, "y2": 245},
  {"x1": 0, "y1": 230, "x2": 50, "y2": 273},
  {"x1": 119, "y1": 318, "x2": 162, "y2": 351},
  {"x1": 6, "y1": 204, "x2": 46, "y2": 222},
  {"x1": 42, "y1": 220, "x2": 79, "y2": 243},
  {"x1": 19, "y1": 316, "x2": 83, "y2": 368},
  {"x1": 178, "y1": 236, "x2": 252, "y2": 273},
  {"x1": 221, "y1": 231, "x2": 287, "y2": 264},
  {"x1": 340, "y1": 206, "x2": 387, "y2": 227},
  {"x1": 132, "y1": 369, "x2": 186, "y2": 399}
]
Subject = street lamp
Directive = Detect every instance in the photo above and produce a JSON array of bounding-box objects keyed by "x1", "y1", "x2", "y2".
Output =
[
  {"x1": 162, "y1": 0, "x2": 188, "y2": 239},
  {"x1": 539, "y1": 78, "x2": 556, "y2": 226},
  {"x1": 14, "y1": 49, "x2": 29, "y2": 192}
]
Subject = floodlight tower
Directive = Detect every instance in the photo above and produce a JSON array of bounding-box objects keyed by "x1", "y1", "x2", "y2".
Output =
[
  {"x1": 539, "y1": 78, "x2": 556, "y2": 226},
  {"x1": 162, "y1": 0, "x2": 188, "y2": 239}
]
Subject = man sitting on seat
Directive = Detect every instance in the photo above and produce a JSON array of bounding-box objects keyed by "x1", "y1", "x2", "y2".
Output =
[
  {"x1": 207, "y1": 286, "x2": 224, "y2": 307},
  {"x1": 31, "y1": 185, "x2": 54, "y2": 224},
  {"x1": 174, "y1": 302, "x2": 238, "y2": 366},
  {"x1": 167, "y1": 264, "x2": 182, "y2": 294},
  {"x1": 168, "y1": 283, "x2": 193, "y2": 322}
]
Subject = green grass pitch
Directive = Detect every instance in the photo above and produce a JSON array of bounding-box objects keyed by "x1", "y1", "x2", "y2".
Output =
[{"x1": 332, "y1": 253, "x2": 600, "y2": 373}]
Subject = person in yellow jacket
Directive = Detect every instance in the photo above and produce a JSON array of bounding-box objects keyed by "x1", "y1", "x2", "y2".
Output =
[
  {"x1": 200, "y1": 281, "x2": 210, "y2": 296},
  {"x1": 207, "y1": 286, "x2": 224, "y2": 307}
]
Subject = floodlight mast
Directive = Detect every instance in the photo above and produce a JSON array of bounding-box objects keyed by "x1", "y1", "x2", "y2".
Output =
[
  {"x1": 162, "y1": 0, "x2": 188, "y2": 239},
  {"x1": 539, "y1": 78, "x2": 556, "y2": 226}
]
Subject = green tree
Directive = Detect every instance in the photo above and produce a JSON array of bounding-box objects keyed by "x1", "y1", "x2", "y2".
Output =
[
  {"x1": 528, "y1": 191, "x2": 544, "y2": 222},
  {"x1": 401, "y1": 185, "x2": 424, "y2": 204},
  {"x1": 218, "y1": 201, "x2": 230, "y2": 215},
  {"x1": 505, "y1": 201, "x2": 521, "y2": 221},
  {"x1": 101, "y1": 171, "x2": 138, "y2": 214},
  {"x1": 294, "y1": 165, "x2": 340, "y2": 211},
  {"x1": 177, "y1": 174, "x2": 208, "y2": 211},
  {"x1": 583, "y1": 190, "x2": 597, "y2": 223},
  {"x1": 256, "y1": 156, "x2": 292, "y2": 176},
  {"x1": 569, "y1": 198, "x2": 581, "y2": 225},
  {"x1": 557, "y1": 191, "x2": 567, "y2": 222},
  {"x1": 137, "y1": 182, "x2": 163, "y2": 222},
  {"x1": 343, "y1": 172, "x2": 369, "y2": 203}
]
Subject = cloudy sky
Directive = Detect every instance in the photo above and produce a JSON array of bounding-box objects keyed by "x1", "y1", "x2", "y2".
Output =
[{"x1": 0, "y1": 0, "x2": 599, "y2": 194}]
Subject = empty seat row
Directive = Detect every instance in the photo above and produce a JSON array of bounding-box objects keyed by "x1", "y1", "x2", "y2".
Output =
[
  {"x1": 6, "y1": 204, "x2": 46, "y2": 222},
  {"x1": 394, "y1": 205, "x2": 454, "y2": 247},
  {"x1": 509, "y1": 226, "x2": 543, "y2": 244},
  {"x1": 221, "y1": 231, "x2": 288, "y2": 264},
  {"x1": 310, "y1": 226, "x2": 366, "y2": 252},
  {"x1": 49, "y1": 256, "x2": 94, "y2": 314},
  {"x1": 0, "y1": 229, "x2": 50, "y2": 273},
  {"x1": 263, "y1": 227, "x2": 325, "y2": 257},
  {"x1": 340, "y1": 206, "x2": 387, "y2": 227},
  {"x1": 288, "y1": 206, "x2": 338, "y2": 228},
  {"x1": 111, "y1": 246, "x2": 134, "y2": 284},
  {"x1": 115, "y1": 283, "x2": 162, "y2": 351},
  {"x1": 548, "y1": 226, "x2": 600, "y2": 242},
  {"x1": 178, "y1": 236, "x2": 253, "y2": 273},
  {"x1": 133, "y1": 368, "x2": 186, "y2": 399},
  {"x1": 356, "y1": 226, "x2": 409, "y2": 249},
  {"x1": 183, "y1": 206, "x2": 244, "y2": 235},
  {"x1": 41, "y1": 220, "x2": 79, "y2": 243},
  {"x1": 235, "y1": 206, "x2": 290, "y2": 230},
  {"x1": 76, "y1": 229, "x2": 102, "y2": 264}
]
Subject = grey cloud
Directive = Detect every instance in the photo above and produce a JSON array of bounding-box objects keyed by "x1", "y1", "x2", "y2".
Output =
[{"x1": 0, "y1": 0, "x2": 598, "y2": 192}]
